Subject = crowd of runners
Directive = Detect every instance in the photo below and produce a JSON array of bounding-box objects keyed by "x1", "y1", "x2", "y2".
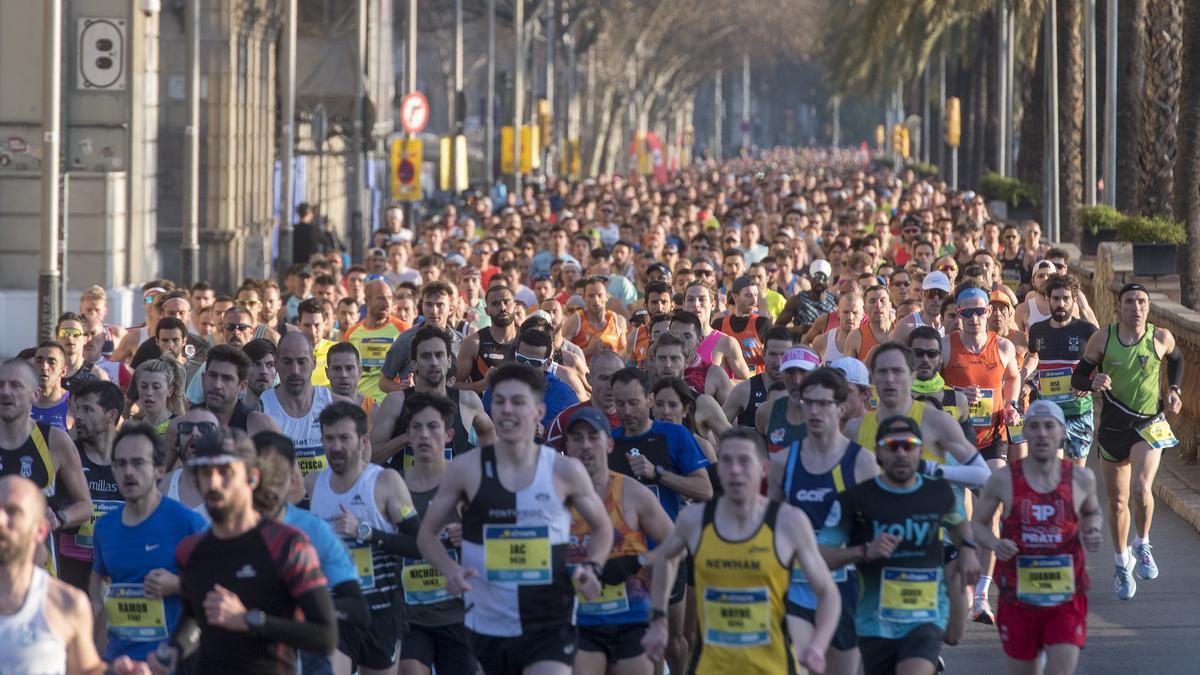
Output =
[{"x1": 0, "y1": 147, "x2": 1183, "y2": 674}]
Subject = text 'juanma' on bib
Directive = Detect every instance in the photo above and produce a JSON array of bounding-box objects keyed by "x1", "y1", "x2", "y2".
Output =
[{"x1": 1016, "y1": 554, "x2": 1075, "y2": 606}]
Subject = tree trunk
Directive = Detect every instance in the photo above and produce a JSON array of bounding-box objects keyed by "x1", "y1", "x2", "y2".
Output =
[
  {"x1": 1059, "y1": 0, "x2": 1084, "y2": 243},
  {"x1": 1136, "y1": 0, "x2": 1182, "y2": 218},
  {"x1": 586, "y1": 86, "x2": 616, "y2": 177},
  {"x1": 971, "y1": 28, "x2": 991, "y2": 185},
  {"x1": 1116, "y1": 0, "x2": 1146, "y2": 212},
  {"x1": 1174, "y1": 0, "x2": 1200, "y2": 307},
  {"x1": 1017, "y1": 22, "x2": 1046, "y2": 191}
]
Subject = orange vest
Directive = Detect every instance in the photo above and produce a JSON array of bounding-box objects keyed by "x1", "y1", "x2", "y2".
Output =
[
  {"x1": 572, "y1": 310, "x2": 625, "y2": 353},
  {"x1": 942, "y1": 331, "x2": 1005, "y2": 449},
  {"x1": 720, "y1": 314, "x2": 765, "y2": 374},
  {"x1": 854, "y1": 323, "x2": 886, "y2": 362},
  {"x1": 631, "y1": 325, "x2": 651, "y2": 366}
]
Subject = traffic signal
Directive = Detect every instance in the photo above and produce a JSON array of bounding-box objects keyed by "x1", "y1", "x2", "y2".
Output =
[{"x1": 945, "y1": 97, "x2": 961, "y2": 147}]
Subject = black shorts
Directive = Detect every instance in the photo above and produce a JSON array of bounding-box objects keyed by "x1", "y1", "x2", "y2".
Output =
[
  {"x1": 670, "y1": 556, "x2": 690, "y2": 605},
  {"x1": 980, "y1": 436, "x2": 1007, "y2": 463},
  {"x1": 338, "y1": 606, "x2": 402, "y2": 670},
  {"x1": 400, "y1": 622, "x2": 476, "y2": 672},
  {"x1": 469, "y1": 623, "x2": 578, "y2": 674},
  {"x1": 1097, "y1": 424, "x2": 1143, "y2": 463},
  {"x1": 786, "y1": 600, "x2": 858, "y2": 651},
  {"x1": 578, "y1": 623, "x2": 647, "y2": 662},
  {"x1": 859, "y1": 624, "x2": 945, "y2": 675}
]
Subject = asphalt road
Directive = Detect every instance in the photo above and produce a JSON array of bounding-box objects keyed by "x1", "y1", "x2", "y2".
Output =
[{"x1": 947, "y1": 455, "x2": 1200, "y2": 674}]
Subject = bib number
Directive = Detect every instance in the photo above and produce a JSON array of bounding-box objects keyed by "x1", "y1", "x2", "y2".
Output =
[
  {"x1": 351, "y1": 544, "x2": 376, "y2": 590},
  {"x1": 702, "y1": 586, "x2": 772, "y2": 647},
  {"x1": 402, "y1": 549, "x2": 456, "y2": 605},
  {"x1": 295, "y1": 447, "x2": 328, "y2": 477},
  {"x1": 879, "y1": 567, "x2": 941, "y2": 622},
  {"x1": 791, "y1": 564, "x2": 849, "y2": 586},
  {"x1": 356, "y1": 337, "x2": 392, "y2": 370},
  {"x1": 402, "y1": 446, "x2": 454, "y2": 473},
  {"x1": 958, "y1": 387, "x2": 994, "y2": 427},
  {"x1": 484, "y1": 525, "x2": 552, "y2": 584},
  {"x1": 1007, "y1": 420, "x2": 1025, "y2": 444},
  {"x1": 1136, "y1": 415, "x2": 1178, "y2": 450},
  {"x1": 75, "y1": 499, "x2": 123, "y2": 549},
  {"x1": 104, "y1": 583, "x2": 168, "y2": 641},
  {"x1": 577, "y1": 582, "x2": 630, "y2": 616},
  {"x1": 1016, "y1": 555, "x2": 1076, "y2": 606},
  {"x1": 1037, "y1": 366, "x2": 1075, "y2": 403}
]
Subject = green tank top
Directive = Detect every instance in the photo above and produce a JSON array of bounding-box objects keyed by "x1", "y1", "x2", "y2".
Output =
[{"x1": 1101, "y1": 323, "x2": 1161, "y2": 417}]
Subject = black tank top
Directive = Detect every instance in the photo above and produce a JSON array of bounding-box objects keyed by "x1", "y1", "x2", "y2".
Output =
[
  {"x1": 470, "y1": 327, "x2": 514, "y2": 382},
  {"x1": 200, "y1": 401, "x2": 252, "y2": 431},
  {"x1": 62, "y1": 362, "x2": 99, "y2": 393},
  {"x1": 1001, "y1": 248, "x2": 1031, "y2": 289},
  {"x1": 737, "y1": 374, "x2": 769, "y2": 428},
  {"x1": 0, "y1": 422, "x2": 55, "y2": 492},
  {"x1": 387, "y1": 388, "x2": 474, "y2": 474}
]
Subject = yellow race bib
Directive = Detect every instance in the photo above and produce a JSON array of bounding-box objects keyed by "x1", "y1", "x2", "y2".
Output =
[
  {"x1": 351, "y1": 544, "x2": 375, "y2": 590},
  {"x1": 105, "y1": 583, "x2": 168, "y2": 641},
  {"x1": 402, "y1": 549, "x2": 456, "y2": 605},
  {"x1": 402, "y1": 447, "x2": 454, "y2": 473},
  {"x1": 484, "y1": 525, "x2": 551, "y2": 584},
  {"x1": 577, "y1": 582, "x2": 630, "y2": 616},
  {"x1": 75, "y1": 499, "x2": 123, "y2": 549},
  {"x1": 295, "y1": 447, "x2": 328, "y2": 477},
  {"x1": 1037, "y1": 366, "x2": 1075, "y2": 403},
  {"x1": 880, "y1": 568, "x2": 940, "y2": 622},
  {"x1": 1137, "y1": 415, "x2": 1179, "y2": 450},
  {"x1": 956, "y1": 387, "x2": 994, "y2": 427},
  {"x1": 1016, "y1": 555, "x2": 1075, "y2": 606},
  {"x1": 702, "y1": 587, "x2": 772, "y2": 647}
]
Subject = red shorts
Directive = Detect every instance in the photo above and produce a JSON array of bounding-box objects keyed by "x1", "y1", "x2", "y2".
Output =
[{"x1": 996, "y1": 593, "x2": 1088, "y2": 661}]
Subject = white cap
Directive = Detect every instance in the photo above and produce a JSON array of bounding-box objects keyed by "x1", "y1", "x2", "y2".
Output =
[
  {"x1": 1024, "y1": 399, "x2": 1066, "y2": 428},
  {"x1": 393, "y1": 228, "x2": 414, "y2": 242},
  {"x1": 781, "y1": 347, "x2": 821, "y2": 372},
  {"x1": 810, "y1": 260, "x2": 833, "y2": 277},
  {"x1": 828, "y1": 357, "x2": 870, "y2": 387},
  {"x1": 445, "y1": 253, "x2": 466, "y2": 266},
  {"x1": 923, "y1": 271, "x2": 951, "y2": 293}
]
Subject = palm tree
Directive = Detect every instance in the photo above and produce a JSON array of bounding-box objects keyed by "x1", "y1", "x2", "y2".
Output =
[
  {"x1": 1174, "y1": 0, "x2": 1200, "y2": 307},
  {"x1": 1136, "y1": 0, "x2": 1182, "y2": 218},
  {"x1": 1058, "y1": 0, "x2": 1083, "y2": 243},
  {"x1": 1116, "y1": 0, "x2": 1146, "y2": 213}
]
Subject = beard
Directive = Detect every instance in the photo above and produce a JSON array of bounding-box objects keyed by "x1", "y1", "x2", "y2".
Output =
[
  {"x1": 1051, "y1": 309, "x2": 1070, "y2": 322},
  {"x1": 492, "y1": 312, "x2": 514, "y2": 327},
  {"x1": 0, "y1": 530, "x2": 33, "y2": 565}
]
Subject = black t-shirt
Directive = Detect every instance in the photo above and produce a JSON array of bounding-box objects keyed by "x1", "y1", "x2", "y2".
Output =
[
  {"x1": 1027, "y1": 318, "x2": 1096, "y2": 362},
  {"x1": 176, "y1": 520, "x2": 327, "y2": 674}
]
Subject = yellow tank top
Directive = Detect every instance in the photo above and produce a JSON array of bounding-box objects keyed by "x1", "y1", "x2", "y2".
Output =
[
  {"x1": 855, "y1": 400, "x2": 943, "y2": 464},
  {"x1": 692, "y1": 499, "x2": 794, "y2": 675}
]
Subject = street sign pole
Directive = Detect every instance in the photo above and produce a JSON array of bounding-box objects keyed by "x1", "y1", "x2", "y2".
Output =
[{"x1": 38, "y1": 0, "x2": 63, "y2": 342}]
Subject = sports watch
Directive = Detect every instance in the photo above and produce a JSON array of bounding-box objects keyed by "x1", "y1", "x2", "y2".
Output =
[{"x1": 356, "y1": 522, "x2": 373, "y2": 543}]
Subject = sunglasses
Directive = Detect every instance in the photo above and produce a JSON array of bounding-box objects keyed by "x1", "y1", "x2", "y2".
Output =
[
  {"x1": 695, "y1": 269, "x2": 715, "y2": 277},
  {"x1": 224, "y1": 322, "x2": 253, "y2": 332},
  {"x1": 57, "y1": 328, "x2": 85, "y2": 338},
  {"x1": 236, "y1": 299, "x2": 261, "y2": 307},
  {"x1": 923, "y1": 290, "x2": 948, "y2": 299},
  {"x1": 939, "y1": 264, "x2": 958, "y2": 272},
  {"x1": 891, "y1": 280, "x2": 910, "y2": 287},
  {"x1": 912, "y1": 348, "x2": 941, "y2": 359},
  {"x1": 877, "y1": 436, "x2": 923, "y2": 452},
  {"x1": 959, "y1": 307, "x2": 988, "y2": 319},
  {"x1": 515, "y1": 353, "x2": 548, "y2": 367},
  {"x1": 178, "y1": 421, "x2": 219, "y2": 436}
]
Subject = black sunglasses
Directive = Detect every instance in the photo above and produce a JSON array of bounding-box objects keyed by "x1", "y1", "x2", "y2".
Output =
[
  {"x1": 178, "y1": 421, "x2": 218, "y2": 436},
  {"x1": 224, "y1": 322, "x2": 253, "y2": 332}
]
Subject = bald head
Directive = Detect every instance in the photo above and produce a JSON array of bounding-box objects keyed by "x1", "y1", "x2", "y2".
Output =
[
  {"x1": 0, "y1": 359, "x2": 37, "y2": 422},
  {"x1": 0, "y1": 476, "x2": 48, "y2": 565},
  {"x1": 277, "y1": 330, "x2": 313, "y2": 355}
]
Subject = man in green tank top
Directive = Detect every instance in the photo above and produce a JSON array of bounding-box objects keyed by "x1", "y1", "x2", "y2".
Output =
[{"x1": 1072, "y1": 284, "x2": 1183, "y2": 601}]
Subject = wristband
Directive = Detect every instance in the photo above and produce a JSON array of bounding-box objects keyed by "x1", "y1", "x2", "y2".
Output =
[
  {"x1": 583, "y1": 560, "x2": 603, "y2": 579},
  {"x1": 959, "y1": 539, "x2": 978, "y2": 550},
  {"x1": 649, "y1": 607, "x2": 668, "y2": 623},
  {"x1": 860, "y1": 543, "x2": 869, "y2": 561}
]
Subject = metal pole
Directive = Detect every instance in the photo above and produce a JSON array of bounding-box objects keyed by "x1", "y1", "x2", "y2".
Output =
[
  {"x1": 181, "y1": 0, "x2": 201, "y2": 287},
  {"x1": 921, "y1": 63, "x2": 930, "y2": 162},
  {"x1": 1046, "y1": 0, "x2": 1062, "y2": 241},
  {"x1": 38, "y1": 0, "x2": 62, "y2": 342},
  {"x1": 348, "y1": 0, "x2": 365, "y2": 262},
  {"x1": 832, "y1": 96, "x2": 841, "y2": 147},
  {"x1": 60, "y1": 173, "x2": 69, "y2": 313},
  {"x1": 1084, "y1": 0, "x2": 1097, "y2": 205},
  {"x1": 485, "y1": 0, "x2": 495, "y2": 186},
  {"x1": 453, "y1": 0, "x2": 463, "y2": 193},
  {"x1": 279, "y1": 0, "x2": 296, "y2": 269},
  {"x1": 714, "y1": 70, "x2": 723, "y2": 159},
  {"x1": 513, "y1": 0, "x2": 524, "y2": 193},
  {"x1": 937, "y1": 47, "x2": 946, "y2": 176},
  {"x1": 404, "y1": 0, "x2": 417, "y2": 231},
  {"x1": 951, "y1": 148, "x2": 959, "y2": 191},
  {"x1": 1006, "y1": 6, "x2": 1016, "y2": 176},
  {"x1": 997, "y1": 0, "x2": 1008, "y2": 176},
  {"x1": 544, "y1": 0, "x2": 554, "y2": 176},
  {"x1": 1103, "y1": 0, "x2": 1117, "y2": 207},
  {"x1": 741, "y1": 53, "x2": 751, "y2": 150}
]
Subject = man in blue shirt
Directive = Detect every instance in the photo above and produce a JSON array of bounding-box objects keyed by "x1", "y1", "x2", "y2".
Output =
[
  {"x1": 482, "y1": 329, "x2": 579, "y2": 433},
  {"x1": 90, "y1": 422, "x2": 208, "y2": 661}
]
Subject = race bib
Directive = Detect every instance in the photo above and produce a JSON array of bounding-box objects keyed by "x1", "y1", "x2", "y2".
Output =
[
  {"x1": 957, "y1": 387, "x2": 994, "y2": 427},
  {"x1": 351, "y1": 544, "x2": 375, "y2": 590},
  {"x1": 577, "y1": 581, "x2": 630, "y2": 616},
  {"x1": 295, "y1": 446, "x2": 328, "y2": 477},
  {"x1": 402, "y1": 549, "x2": 456, "y2": 605},
  {"x1": 791, "y1": 564, "x2": 849, "y2": 586},
  {"x1": 402, "y1": 446, "x2": 454, "y2": 473},
  {"x1": 356, "y1": 337, "x2": 393, "y2": 370},
  {"x1": 703, "y1": 586, "x2": 772, "y2": 647},
  {"x1": 1137, "y1": 415, "x2": 1179, "y2": 450},
  {"x1": 104, "y1": 583, "x2": 168, "y2": 642},
  {"x1": 484, "y1": 525, "x2": 552, "y2": 584},
  {"x1": 1007, "y1": 420, "x2": 1025, "y2": 444},
  {"x1": 1016, "y1": 555, "x2": 1076, "y2": 606},
  {"x1": 880, "y1": 567, "x2": 941, "y2": 622},
  {"x1": 75, "y1": 499, "x2": 123, "y2": 549},
  {"x1": 867, "y1": 385, "x2": 879, "y2": 411},
  {"x1": 1037, "y1": 366, "x2": 1075, "y2": 403}
]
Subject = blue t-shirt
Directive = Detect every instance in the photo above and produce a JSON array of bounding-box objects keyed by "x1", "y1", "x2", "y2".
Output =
[
  {"x1": 611, "y1": 420, "x2": 710, "y2": 520},
  {"x1": 92, "y1": 497, "x2": 208, "y2": 661},
  {"x1": 484, "y1": 370, "x2": 580, "y2": 432},
  {"x1": 283, "y1": 504, "x2": 358, "y2": 588}
]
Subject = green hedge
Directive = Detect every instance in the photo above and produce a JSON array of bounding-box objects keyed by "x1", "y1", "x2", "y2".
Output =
[
  {"x1": 872, "y1": 155, "x2": 895, "y2": 170},
  {"x1": 978, "y1": 172, "x2": 1040, "y2": 208},
  {"x1": 1079, "y1": 205, "x2": 1124, "y2": 234},
  {"x1": 1077, "y1": 204, "x2": 1184, "y2": 243},
  {"x1": 906, "y1": 161, "x2": 939, "y2": 177}
]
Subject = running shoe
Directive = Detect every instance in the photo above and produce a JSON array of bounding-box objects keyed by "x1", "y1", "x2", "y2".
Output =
[
  {"x1": 970, "y1": 594, "x2": 995, "y2": 624},
  {"x1": 1114, "y1": 552, "x2": 1138, "y2": 600},
  {"x1": 1135, "y1": 543, "x2": 1159, "y2": 580}
]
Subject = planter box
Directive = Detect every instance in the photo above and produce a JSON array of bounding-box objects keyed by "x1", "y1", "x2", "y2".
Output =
[
  {"x1": 1132, "y1": 243, "x2": 1178, "y2": 276},
  {"x1": 1083, "y1": 229, "x2": 1118, "y2": 256}
]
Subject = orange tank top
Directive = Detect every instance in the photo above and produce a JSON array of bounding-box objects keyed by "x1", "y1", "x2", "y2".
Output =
[
  {"x1": 631, "y1": 325, "x2": 651, "y2": 366},
  {"x1": 719, "y1": 314, "x2": 765, "y2": 374},
  {"x1": 572, "y1": 310, "x2": 624, "y2": 353},
  {"x1": 855, "y1": 324, "x2": 885, "y2": 362},
  {"x1": 942, "y1": 331, "x2": 1005, "y2": 449}
]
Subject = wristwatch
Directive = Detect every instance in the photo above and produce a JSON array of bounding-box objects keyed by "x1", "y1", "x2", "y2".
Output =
[
  {"x1": 959, "y1": 539, "x2": 979, "y2": 550},
  {"x1": 154, "y1": 642, "x2": 177, "y2": 668},
  {"x1": 649, "y1": 607, "x2": 668, "y2": 623},
  {"x1": 654, "y1": 465, "x2": 666, "y2": 481},
  {"x1": 356, "y1": 522, "x2": 373, "y2": 543},
  {"x1": 245, "y1": 608, "x2": 266, "y2": 634},
  {"x1": 54, "y1": 509, "x2": 69, "y2": 531}
]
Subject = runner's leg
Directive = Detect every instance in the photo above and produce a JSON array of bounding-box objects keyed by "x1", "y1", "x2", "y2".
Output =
[
  {"x1": 1129, "y1": 443, "x2": 1162, "y2": 542},
  {"x1": 1042, "y1": 643, "x2": 1082, "y2": 675},
  {"x1": 666, "y1": 597, "x2": 689, "y2": 675},
  {"x1": 611, "y1": 653, "x2": 654, "y2": 675},
  {"x1": 525, "y1": 660, "x2": 573, "y2": 675},
  {"x1": 571, "y1": 649, "x2": 608, "y2": 675},
  {"x1": 1101, "y1": 459, "x2": 1131, "y2": 554},
  {"x1": 896, "y1": 657, "x2": 938, "y2": 675}
]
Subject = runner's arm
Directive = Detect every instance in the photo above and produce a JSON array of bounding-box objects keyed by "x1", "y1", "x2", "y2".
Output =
[
  {"x1": 50, "y1": 429, "x2": 93, "y2": 528},
  {"x1": 767, "y1": 459, "x2": 786, "y2": 501},
  {"x1": 658, "y1": 466, "x2": 713, "y2": 502},
  {"x1": 331, "y1": 579, "x2": 370, "y2": 628},
  {"x1": 378, "y1": 336, "x2": 409, "y2": 393},
  {"x1": 59, "y1": 585, "x2": 106, "y2": 675},
  {"x1": 87, "y1": 572, "x2": 108, "y2": 651},
  {"x1": 454, "y1": 333, "x2": 483, "y2": 393},
  {"x1": 970, "y1": 470, "x2": 1011, "y2": 551},
  {"x1": 558, "y1": 456, "x2": 613, "y2": 566},
  {"x1": 1071, "y1": 329, "x2": 1108, "y2": 391},
  {"x1": 646, "y1": 504, "x2": 698, "y2": 611},
  {"x1": 367, "y1": 392, "x2": 408, "y2": 462},
  {"x1": 416, "y1": 468, "x2": 468, "y2": 577},
  {"x1": 464, "y1": 391, "x2": 497, "y2": 446},
  {"x1": 721, "y1": 380, "x2": 750, "y2": 423},
  {"x1": 928, "y1": 413, "x2": 990, "y2": 488},
  {"x1": 253, "y1": 587, "x2": 338, "y2": 655},
  {"x1": 780, "y1": 505, "x2": 839, "y2": 657},
  {"x1": 705, "y1": 363, "x2": 734, "y2": 403},
  {"x1": 371, "y1": 469, "x2": 422, "y2": 558},
  {"x1": 719, "y1": 335, "x2": 752, "y2": 379},
  {"x1": 999, "y1": 338, "x2": 1021, "y2": 415}
]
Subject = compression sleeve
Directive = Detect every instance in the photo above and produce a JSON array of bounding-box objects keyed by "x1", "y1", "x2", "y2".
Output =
[
  {"x1": 928, "y1": 453, "x2": 990, "y2": 489},
  {"x1": 257, "y1": 586, "x2": 338, "y2": 655},
  {"x1": 372, "y1": 513, "x2": 423, "y2": 558},
  {"x1": 1071, "y1": 359, "x2": 1098, "y2": 392},
  {"x1": 1166, "y1": 345, "x2": 1184, "y2": 388},
  {"x1": 331, "y1": 579, "x2": 370, "y2": 628}
]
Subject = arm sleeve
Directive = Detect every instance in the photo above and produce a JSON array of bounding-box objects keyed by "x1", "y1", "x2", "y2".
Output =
[
  {"x1": 1071, "y1": 359, "x2": 1098, "y2": 392},
  {"x1": 256, "y1": 586, "x2": 338, "y2": 655},
  {"x1": 331, "y1": 579, "x2": 370, "y2": 628},
  {"x1": 1166, "y1": 344, "x2": 1184, "y2": 387},
  {"x1": 932, "y1": 453, "x2": 990, "y2": 489}
]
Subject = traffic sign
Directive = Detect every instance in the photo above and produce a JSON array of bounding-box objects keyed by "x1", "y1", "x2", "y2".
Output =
[
  {"x1": 390, "y1": 138, "x2": 422, "y2": 201},
  {"x1": 400, "y1": 91, "x2": 429, "y2": 134}
]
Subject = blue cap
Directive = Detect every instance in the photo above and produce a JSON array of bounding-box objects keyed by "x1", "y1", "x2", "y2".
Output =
[{"x1": 567, "y1": 407, "x2": 612, "y2": 435}]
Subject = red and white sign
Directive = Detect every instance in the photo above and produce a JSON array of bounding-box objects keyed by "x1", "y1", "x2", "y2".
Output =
[{"x1": 400, "y1": 91, "x2": 429, "y2": 134}]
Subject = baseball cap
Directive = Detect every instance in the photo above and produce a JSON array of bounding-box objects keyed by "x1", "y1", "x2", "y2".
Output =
[
  {"x1": 1033, "y1": 260, "x2": 1056, "y2": 274},
  {"x1": 287, "y1": 263, "x2": 313, "y2": 278},
  {"x1": 781, "y1": 347, "x2": 821, "y2": 372},
  {"x1": 561, "y1": 259, "x2": 582, "y2": 272},
  {"x1": 810, "y1": 260, "x2": 833, "y2": 278},
  {"x1": 647, "y1": 262, "x2": 672, "y2": 277},
  {"x1": 730, "y1": 275, "x2": 756, "y2": 294},
  {"x1": 875, "y1": 415, "x2": 923, "y2": 448},
  {"x1": 186, "y1": 429, "x2": 257, "y2": 468},
  {"x1": 1024, "y1": 399, "x2": 1066, "y2": 428},
  {"x1": 828, "y1": 357, "x2": 870, "y2": 387},
  {"x1": 368, "y1": 247, "x2": 387, "y2": 258},
  {"x1": 989, "y1": 290, "x2": 1012, "y2": 307},
  {"x1": 459, "y1": 265, "x2": 481, "y2": 279},
  {"x1": 567, "y1": 407, "x2": 612, "y2": 435},
  {"x1": 445, "y1": 253, "x2": 466, "y2": 266},
  {"x1": 922, "y1": 271, "x2": 951, "y2": 293}
]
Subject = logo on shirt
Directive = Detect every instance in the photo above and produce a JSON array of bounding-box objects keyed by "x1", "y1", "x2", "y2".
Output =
[
  {"x1": 351, "y1": 495, "x2": 366, "y2": 506},
  {"x1": 793, "y1": 488, "x2": 833, "y2": 503},
  {"x1": 19, "y1": 456, "x2": 32, "y2": 479},
  {"x1": 1067, "y1": 336, "x2": 1080, "y2": 352},
  {"x1": 145, "y1": 543, "x2": 160, "y2": 551},
  {"x1": 535, "y1": 492, "x2": 551, "y2": 502},
  {"x1": 1138, "y1": 355, "x2": 1149, "y2": 368},
  {"x1": 236, "y1": 564, "x2": 257, "y2": 579}
]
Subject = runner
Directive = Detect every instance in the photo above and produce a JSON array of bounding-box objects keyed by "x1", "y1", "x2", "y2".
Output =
[
  {"x1": 776, "y1": 259, "x2": 837, "y2": 335},
  {"x1": 481, "y1": 329, "x2": 582, "y2": 434},
  {"x1": 379, "y1": 281, "x2": 462, "y2": 392},
  {"x1": 416, "y1": 363, "x2": 613, "y2": 675},
  {"x1": 642, "y1": 427, "x2": 838, "y2": 674},
  {"x1": 345, "y1": 279, "x2": 407, "y2": 401},
  {"x1": 827, "y1": 356, "x2": 873, "y2": 426},
  {"x1": 546, "y1": 348, "x2": 624, "y2": 452},
  {"x1": 307, "y1": 401, "x2": 421, "y2": 674},
  {"x1": 159, "y1": 408, "x2": 220, "y2": 519},
  {"x1": 757, "y1": 346, "x2": 821, "y2": 458},
  {"x1": 259, "y1": 332, "x2": 334, "y2": 478},
  {"x1": 626, "y1": 281, "x2": 674, "y2": 366},
  {"x1": 325, "y1": 341, "x2": 377, "y2": 417},
  {"x1": 297, "y1": 298, "x2": 336, "y2": 387},
  {"x1": 32, "y1": 341, "x2": 73, "y2": 430},
  {"x1": 0, "y1": 476, "x2": 104, "y2": 674},
  {"x1": 197, "y1": 345, "x2": 277, "y2": 436},
  {"x1": 149, "y1": 429, "x2": 337, "y2": 674},
  {"x1": 89, "y1": 422, "x2": 207, "y2": 662},
  {"x1": 645, "y1": 333, "x2": 732, "y2": 443},
  {"x1": 714, "y1": 275, "x2": 771, "y2": 374},
  {"x1": 820, "y1": 416, "x2": 983, "y2": 675},
  {"x1": 1025, "y1": 273, "x2": 1098, "y2": 469},
  {"x1": 723, "y1": 326, "x2": 796, "y2": 427},
  {"x1": 906, "y1": 327, "x2": 971, "y2": 434},
  {"x1": 458, "y1": 284, "x2": 521, "y2": 393},
  {"x1": 133, "y1": 359, "x2": 185, "y2": 436},
  {"x1": 55, "y1": 312, "x2": 108, "y2": 391},
  {"x1": 845, "y1": 284, "x2": 895, "y2": 362},
  {"x1": 1071, "y1": 283, "x2": 1181, "y2": 600},
  {"x1": 666, "y1": 312, "x2": 734, "y2": 402},
  {"x1": 769, "y1": 368, "x2": 879, "y2": 675},
  {"x1": 998, "y1": 224, "x2": 1032, "y2": 293},
  {"x1": 892, "y1": 271, "x2": 951, "y2": 343},
  {"x1": 814, "y1": 290, "x2": 863, "y2": 363},
  {"x1": 682, "y1": 282, "x2": 752, "y2": 379},
  {"x1": 564, "y1": 275, "x2": 629, "y2": 358},
  {"x1": 970, "y1": 400, "x2": 1103, "y2": 675}
]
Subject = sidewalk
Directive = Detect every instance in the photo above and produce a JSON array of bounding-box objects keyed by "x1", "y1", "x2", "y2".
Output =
[{"x1": 1153, "y1": 451, "x2": 1200, "y2": 534}]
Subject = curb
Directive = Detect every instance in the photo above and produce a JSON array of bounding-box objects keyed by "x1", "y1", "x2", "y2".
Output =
[{"x1": 1152, "y1": 451, "x2": 1200, "y2": 534}]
